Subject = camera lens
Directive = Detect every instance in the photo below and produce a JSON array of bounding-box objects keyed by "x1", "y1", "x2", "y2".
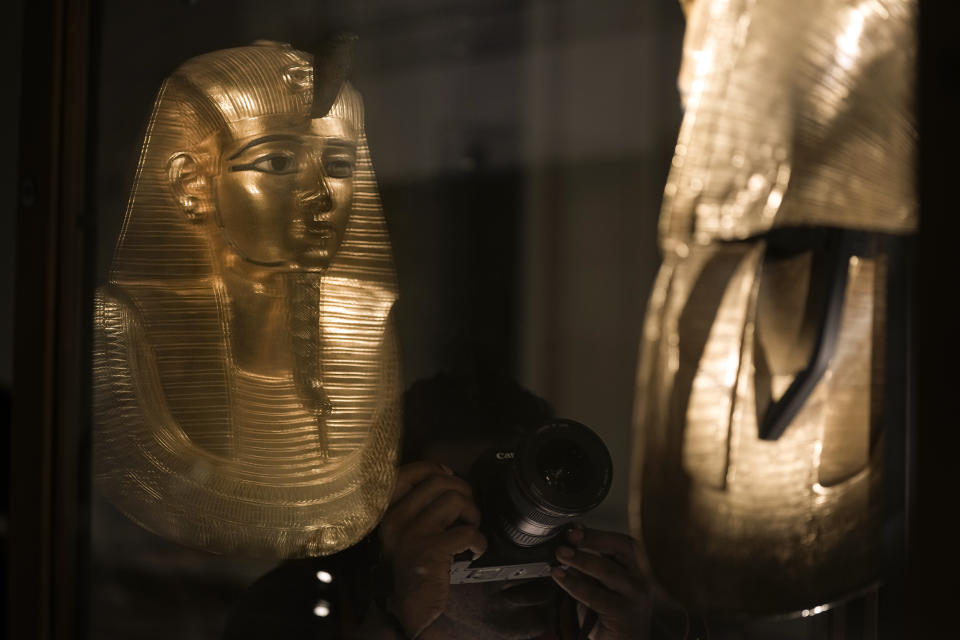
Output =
[
  {"x1": 537, "y1": 438, "x2": 591, "y2": 495},
  {"x1": 498, "y1": 419, "x2": 612, "y2": 547}
]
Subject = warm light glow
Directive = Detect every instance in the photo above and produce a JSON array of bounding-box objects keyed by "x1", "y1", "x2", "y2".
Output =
[
  {"x1": 836, "y1": 6, "x2": 866, "y2": 72},
  {"x1": 313, "y1": 600, "x2": 331, "y2": 617},
  {"x1": 316, "y1": 570, "x2": 333, "y2": 584}
]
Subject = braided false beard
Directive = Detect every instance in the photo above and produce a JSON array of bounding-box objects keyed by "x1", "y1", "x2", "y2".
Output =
[{"x1": 286, "y1": 272, "x2": 332, "y2": 459}]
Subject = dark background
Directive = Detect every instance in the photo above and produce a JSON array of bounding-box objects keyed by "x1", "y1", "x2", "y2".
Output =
[{"x1": 0, "y1": 0, "x2": 23, "y2": 635}]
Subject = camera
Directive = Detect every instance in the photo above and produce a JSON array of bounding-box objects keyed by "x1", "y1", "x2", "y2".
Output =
[{"x1": 449, "y1": 419, "x2": 613, "y2": 584}]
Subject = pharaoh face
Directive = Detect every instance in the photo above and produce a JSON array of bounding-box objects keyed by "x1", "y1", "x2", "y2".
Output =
[
  {"x1": 213, "y1": 115, "x2": 358, "y2": 271},
  {"x1": 99, "y1": 43, "x2": 402, "y2": 559}
]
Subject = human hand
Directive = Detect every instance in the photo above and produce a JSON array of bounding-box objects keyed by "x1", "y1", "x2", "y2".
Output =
[
  {"x1": 377, "y1": 461, "x2": 487, "y2": 639},
  {"x1": 551, "y1": 526, "x2": 652, "y2": 640}
]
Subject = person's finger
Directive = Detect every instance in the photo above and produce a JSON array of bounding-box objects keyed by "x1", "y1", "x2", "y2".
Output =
[
  {"x1": 395, "y1": 528, "x2": 487, "y2": 588},
  {"x1": 567, "y1": 526, "x2": 641, "y2": 571},
  {"x1": 390, "y1": 461, "x2": 454, "y2": 503},
  {"x1": 403, "y1": 490, "x2": 482, "y2": 540},
  {"x1": 430, "y1": 525, "x2": 488, "y2": 559},
  {"x1": 381, "y1": 474, "x2": 475, "y2": 546},
  {"x1": 550, "y1": 566, "x2": 623, "y2": 616},
  {"x1": 555, "y1": 545, "x2": 645, "y2": 602}
]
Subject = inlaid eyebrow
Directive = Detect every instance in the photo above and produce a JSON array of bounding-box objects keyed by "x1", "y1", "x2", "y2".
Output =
[
  {"x1": 227, "y1": 135, "x2": 357, "y2": 161},
  {"x1": 323, "y1": 139, "x2": 357, "y2": 153},
  {"x1": 227, "y1": 134, "x2": 300, "y2": 160}
]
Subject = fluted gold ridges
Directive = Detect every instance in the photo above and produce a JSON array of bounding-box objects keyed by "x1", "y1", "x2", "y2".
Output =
[
  {"x1": 630, "y1": 0, "x2": 915, "y2": 615},
  {"x1": 93, "y1": 42, "x2": 401, "y2": 558},
  {"x1": 664, "y1": 0, "x2": 915, "y2": 249}
]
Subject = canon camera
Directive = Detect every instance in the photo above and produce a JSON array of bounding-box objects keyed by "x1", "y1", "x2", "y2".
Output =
[{"x1": 449, "y1": 419, "x2": 613, "y2": 584}]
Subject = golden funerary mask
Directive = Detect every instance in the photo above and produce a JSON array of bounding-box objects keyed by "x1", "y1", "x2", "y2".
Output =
[
  {"x1": 631, "y1": 0, "x2": 915, "y2": 616},
  {"x1": 93, "y1": 40, "x2": 402, "y2": 557}
]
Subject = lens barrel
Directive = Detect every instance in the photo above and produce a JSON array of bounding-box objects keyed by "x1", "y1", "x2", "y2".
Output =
[{"x1": 497, "y1": 419, "x2": 612, "y2": 547}]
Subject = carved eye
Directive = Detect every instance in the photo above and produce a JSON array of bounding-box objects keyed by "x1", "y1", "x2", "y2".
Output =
[
  {"x1": 324, "y1": 157, "x2": 354, "y2": 179},
  {"x1": 250, "y1": 153, "x2": 297, "y2": 174}
]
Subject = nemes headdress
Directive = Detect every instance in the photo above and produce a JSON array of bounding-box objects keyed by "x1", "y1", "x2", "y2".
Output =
[
  {"x1": 632, "y1": 0, "x2": 915, "y2": 616},
  {"x1": 94, "y1": 41, "x2": 401, "y2": 557}
]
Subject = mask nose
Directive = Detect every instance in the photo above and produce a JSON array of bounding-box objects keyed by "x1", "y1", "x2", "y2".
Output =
[{"x1": 299, "y1": 154, "x2": 333, "y2": 223}]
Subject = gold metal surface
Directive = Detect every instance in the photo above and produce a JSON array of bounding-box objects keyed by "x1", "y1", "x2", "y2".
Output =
[
  {"x1": 667, "y1": 0, "x2": 915, "y2": 247},
  {"x1": 631, "y1": 0, "x2": 915, "y2": 616},
  {"x1": 93, "y1": 42, "x2": 401, "y2": 558}
]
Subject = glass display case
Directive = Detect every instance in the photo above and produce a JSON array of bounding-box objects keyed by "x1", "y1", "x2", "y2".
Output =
[{"x1": 6, "y1": 1, "x2": 942, "y2": 639}]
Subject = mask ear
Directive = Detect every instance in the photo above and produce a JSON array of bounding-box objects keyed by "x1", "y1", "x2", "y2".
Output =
[{"x1": 167, "y1": 152, "x2": 212, "y2": 223}]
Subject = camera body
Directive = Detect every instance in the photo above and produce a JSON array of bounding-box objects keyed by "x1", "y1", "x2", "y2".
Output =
[{"x1": 449, "y1": 419, "x2": 613, "y2": 584}]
